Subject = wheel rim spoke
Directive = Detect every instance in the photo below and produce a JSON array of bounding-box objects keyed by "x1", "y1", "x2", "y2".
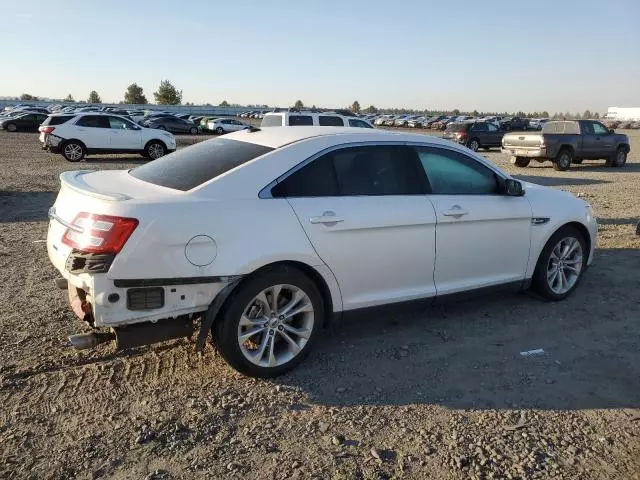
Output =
[
  {"x1": 282, "y1": 323, "x2": 311, "y2": 340},
  {"x1": 249, "y1": 333, "x2": 270, "y2": 365},
  {"x1": 278, "y1": 330, "x2": 301, "y2": 355},
  {"x1": 238, "y1": 326, "x2": 266, "y2": 342}
]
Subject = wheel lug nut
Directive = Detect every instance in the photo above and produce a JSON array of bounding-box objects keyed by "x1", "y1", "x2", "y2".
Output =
[{"x1": 278, "y1": 326, "x2": 283, "y2": 331}]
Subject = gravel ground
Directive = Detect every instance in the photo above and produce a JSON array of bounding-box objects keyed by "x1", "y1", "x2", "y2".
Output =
[{"x1": 0, "y1": 128, "x2": 639, "y2": 480}]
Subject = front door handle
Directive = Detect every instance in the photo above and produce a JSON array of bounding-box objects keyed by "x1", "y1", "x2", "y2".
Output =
[
  {"x1": 310, "y1": 211, "x2": 344, "y2": 225},
  {"x1": 442, "y1": 205, "x2": 469, "y2": 218}
]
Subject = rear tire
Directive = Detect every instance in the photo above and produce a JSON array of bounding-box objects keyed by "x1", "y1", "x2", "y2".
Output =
[
  {"x1": 513, "y1": 156, "x2": 530, "y2": 168},
  {"x1": 213, "y1": 266, "x2": 324, "y2": 378},
  {"x1": 531, "y1": 226, "x2": 587, "y2": 301},
  {"x1": 6, "y1": 123, "x2": 17, "y2": 132},
  {"x1": 215, "y1": 126, "x2": 224, "y2": 135},
  {"x1": 467, "y1": 138, "x2": 480, "y2": 152},
  {"x1": 189, "y1": 126, "x2": 198, "y2": 135},
  {"x1": 553, "y1": 148, "x2": 572, "y2": 171},
  {"x1": 62, "y1": 141, "x2": 86, "y2": 162}
]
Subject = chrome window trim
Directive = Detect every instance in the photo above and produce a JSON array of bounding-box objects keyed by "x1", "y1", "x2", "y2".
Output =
[{"x1": 258, "y1": 140, "x2": 508, "y2": 199}]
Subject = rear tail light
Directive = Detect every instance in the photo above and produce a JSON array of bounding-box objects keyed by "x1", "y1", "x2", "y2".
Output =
[
  {"x1": 40, "y1": 126, "x2": 55, "y2": 133},
  {"x1": 62, "y1": 213, "x2": 138, "y2": 254}
]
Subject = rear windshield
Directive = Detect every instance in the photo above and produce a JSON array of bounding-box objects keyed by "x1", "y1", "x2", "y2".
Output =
[
  {"x1": 42, "y1": 115, "x2": 75, "y2": 126},
  {"x1": 542, "y1": 121, "x2": 579, "y2": 134},
  {"x1": 261, "y1": 115, "x2": 283, "y2": 127},
  {"x1": 130, "y1": 138, "x2": 274, "y2": 191},
  {"x1": 445, "y1": 123, "x2": 466, "y2": 132}
]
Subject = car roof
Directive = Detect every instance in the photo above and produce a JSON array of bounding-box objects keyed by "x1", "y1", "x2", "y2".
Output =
[{"x1": 223, "y1": 126, "x2": 460, "y2": 149}]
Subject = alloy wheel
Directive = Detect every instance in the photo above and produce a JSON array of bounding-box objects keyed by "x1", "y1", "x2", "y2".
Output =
[
  {"x1": 7, "y1": 123, "x2": 17, "y2": 132},
  {"x1": 237, "y1": 284, "x2": 314, "y2": 368},
  {"x1": 469, "y1": 139, "x2": 479, "y2": 151},
  {"x1": 546, "y1": 236, "x2": 583, "y2": 295},
  {"x1": 148, "y1": 143, "x2": 164, "y2": 159},
  {"x1": 64, "y1": 143, "x2": 83, "y2": 161}
]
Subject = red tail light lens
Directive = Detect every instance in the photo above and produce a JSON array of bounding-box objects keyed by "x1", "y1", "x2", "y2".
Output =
[
  {"x1": 62, "y1": 213, "x2": 138, "y2": 254},
  {"x1": 41, "y1": 126, "x2": 55, "y2": 134}
]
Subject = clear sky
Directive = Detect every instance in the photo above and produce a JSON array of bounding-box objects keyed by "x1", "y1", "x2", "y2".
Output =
[{"x1": 1, "y1": 0, "x2": 638, "y2": 113}]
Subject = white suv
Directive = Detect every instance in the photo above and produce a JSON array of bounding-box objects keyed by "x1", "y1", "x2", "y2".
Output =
[
  {"x1": 39, "y1": 113, "x2": 177, "y2": 162},
  {"x1": 261, "y1": 111, "x2": 374, "y2": 128}
]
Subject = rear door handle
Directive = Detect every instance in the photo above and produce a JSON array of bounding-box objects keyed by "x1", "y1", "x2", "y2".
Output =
[
  {"x1": 442, "y1": 205, "x2": 469, "y2": 218},
  {"x1": 310, "y1": 211, "x2": 344, "y2": 225}
]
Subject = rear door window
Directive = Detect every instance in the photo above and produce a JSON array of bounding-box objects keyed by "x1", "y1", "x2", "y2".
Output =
[
  {"x1": 288, "y1": 115, "x2": 313, "y2": 126},
  {"x1": 318, "y1": 116, "x2": 344, "y2": 126},
  {"x1": 272, "y1": 146, "x2": 426, "y2": 197},
  {"x1": 77, "y1": 115, "x2": 110, "y2": 128},
  {"x1": 130, "y1": 138, "x2": 274, "y2": 191}
]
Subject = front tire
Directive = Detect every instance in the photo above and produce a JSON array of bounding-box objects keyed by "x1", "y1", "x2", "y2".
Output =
[
  {"x1": 531, "y1": 226, "x2": 587, "y2": 301},
  {"x1": 62, "y1": 141, "x2": 85, "y2": 162},
  {"x1": 144, "y1": 140, "x2": 166, "y2": 160},
  {"x1": 213, "y1": 266, "x2": 324, "y2": 378},
  {"x1": 215, "y1": 126, "x2": 224, "y2": 135},
  {"x1": 6, "y1": 123, "x2": 17, "y2": 132},
  {"x1": 610, "y1": 147, "x2": 627, "y2": 168},
  {"x1": 513, "y1": 156, "x2": 530, "y2": 167},
  {"x1": 189, "y1": 126, "x2": 198, "y2": 135},
  {"x1": 553, "y1": 148, "x2": 572, "y2": 171}
]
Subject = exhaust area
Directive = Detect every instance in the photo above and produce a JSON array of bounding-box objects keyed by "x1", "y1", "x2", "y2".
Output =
[{"x1": 68, "y1": 331, "x2": 115, "y2": 350}]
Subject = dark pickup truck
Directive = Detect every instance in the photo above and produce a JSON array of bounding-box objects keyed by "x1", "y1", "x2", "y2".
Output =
[{"x1": 502, "y1": 120, "x2": 630, "y2": 171}]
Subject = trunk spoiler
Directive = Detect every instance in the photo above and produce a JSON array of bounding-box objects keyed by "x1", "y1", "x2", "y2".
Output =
[{"x1": 59, "y1": 170, "x2": 132, "y2": 201}]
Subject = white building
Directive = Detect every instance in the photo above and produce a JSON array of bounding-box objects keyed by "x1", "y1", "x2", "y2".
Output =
[{"x1": 606, "y1": 107, "x2": 640, "y2": 121}]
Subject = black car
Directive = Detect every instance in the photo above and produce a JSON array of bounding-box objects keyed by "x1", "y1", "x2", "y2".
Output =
[
  {"x1": 442, "y1": 121, "x2": 504, "y2": 151},
  {"x1": 1, "y1": 112, "x2": 49, "y2": 132},
  {"x1": 500, "y1": 117, "x2": 529, "y2": 131},
  {"x1": 144, "y1": 116, "x2": 199, "y2": 134}
]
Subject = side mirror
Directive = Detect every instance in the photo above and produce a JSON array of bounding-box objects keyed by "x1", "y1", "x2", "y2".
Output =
[
  {"x1": 505, "y1": 178, "x2": 525, "y2": 197},
  {"x1": 608, "y1": 128, "x2": 614, "y2": 134}
]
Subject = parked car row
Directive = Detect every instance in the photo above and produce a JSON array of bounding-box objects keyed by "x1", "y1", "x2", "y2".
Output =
[{"x1": 603, "y1": 120, "x2": 640, "y2": 130}]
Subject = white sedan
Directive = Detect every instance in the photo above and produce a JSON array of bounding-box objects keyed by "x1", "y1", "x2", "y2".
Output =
[
  {"x1": 47, "y1": 127, "x2": 597, "y2": 377},
  {"x1": 207, "y1": 118, "x2": 251, "y2": 134}
]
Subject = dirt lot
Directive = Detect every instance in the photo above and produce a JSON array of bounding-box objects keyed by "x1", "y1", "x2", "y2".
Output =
[{"x1": 0, "y1": 128, "x2": 638, "y2": 480}]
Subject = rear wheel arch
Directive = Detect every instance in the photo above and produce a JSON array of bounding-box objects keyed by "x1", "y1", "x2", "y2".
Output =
[
  {"x1": 225, "y1": 261, "x2": 335, "y2": 326},
  {"x1": 61, "y1": 138, "x2": 87, "y2": 150}
]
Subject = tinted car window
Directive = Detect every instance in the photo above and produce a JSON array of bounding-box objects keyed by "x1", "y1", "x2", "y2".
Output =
[
  {"x1": 318, "y1": 116, "x2": 344, "y2": 126},
  {"x1": 77, "y1": 115, "x2": 110, "y2": 128},
  {"x1": 415, "y1": 147, "x2": 499, "y2": 195},
  {"x1": 130, "y1": 138, "x2": 274, "y2": 191},
  {"x1": 261, "y1": 115, "x2": 283, "y2": 127},
  {"x1": 42, "y1": 115, "x2": 74, "y2": 126},
  {"x1": 273, "y1": 146, "x2": 425, "y2": 197},
  {"x1": 272, "y1": 153, "x2": 339, "y2": 197},
  {"x1": 470, "y1": 122, "x2": 488, "y2": 132},
  {"x1": 334, "y1": 146, "x2": 425, "y2": 196},
  {"x1": 348, "y1": 119, "x2": 373, "y2": 128},
  {"x1": 288, "y1": 115, "x2": 313, "y2": 126}
]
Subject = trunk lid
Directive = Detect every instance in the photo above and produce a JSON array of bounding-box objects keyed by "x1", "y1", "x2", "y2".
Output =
[{"x1": 47, "y1": 169, "x2": 180, "y2": 274}]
